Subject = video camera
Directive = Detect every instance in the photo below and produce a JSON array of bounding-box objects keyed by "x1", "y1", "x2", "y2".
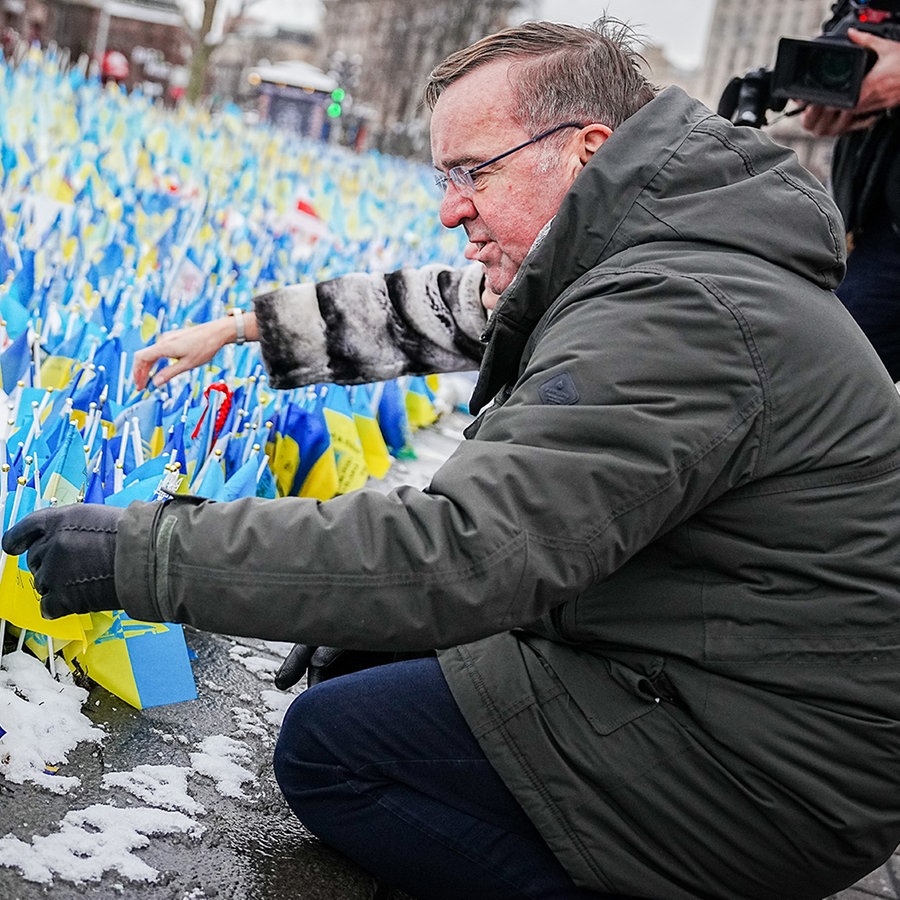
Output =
[{"x1": 718, "y1": 0, "x2": 900, "y2": 128}]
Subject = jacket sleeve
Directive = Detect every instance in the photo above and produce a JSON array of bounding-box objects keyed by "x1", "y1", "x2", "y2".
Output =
[
  {"x1": 113, "y1": 271, "x2": 769, "y2": 652},
  {"x1": 253, "y1": 263, "x2": 486, "y2": 388}
]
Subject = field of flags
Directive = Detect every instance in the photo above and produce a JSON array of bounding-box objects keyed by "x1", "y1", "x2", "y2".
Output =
[{"x1": 0, "y1": 43, "x2": 470, "y2": 709}]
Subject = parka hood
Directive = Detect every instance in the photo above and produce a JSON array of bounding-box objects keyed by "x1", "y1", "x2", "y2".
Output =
[{"x1": 470, "y1": 86, "x2": 847, "y2": 413}]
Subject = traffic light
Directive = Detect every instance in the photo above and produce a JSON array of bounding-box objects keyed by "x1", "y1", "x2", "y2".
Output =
[{"x1": 327, "y1": 87, "x2": 346, "y2": 118}]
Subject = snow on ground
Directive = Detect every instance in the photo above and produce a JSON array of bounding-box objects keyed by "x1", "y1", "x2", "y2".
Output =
[
  {"x1": 0, "y1": 647, "x2": 257, "y2": 885},
  {"x1": 0, "y1": 803, "x2": 203, "y2": 886},
  {"x1": 0, "y1": 650, "x2": 104, "y2": 794}
]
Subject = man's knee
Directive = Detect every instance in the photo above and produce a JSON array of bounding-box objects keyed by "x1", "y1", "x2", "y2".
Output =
[
  {"x1": 273, "y1": 682, "x2": 383, "y2": 846},
  {"x1": 273, "y1": 658, "x2": 453, "y2": 821},
  {"x1": 273, "y1": 685, "x2": 336, "y2": 806}
]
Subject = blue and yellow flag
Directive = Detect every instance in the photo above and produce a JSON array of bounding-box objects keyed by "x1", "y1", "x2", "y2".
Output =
[
  {"x1": 192, "y1": 452, "x2": 226, "y2": 501},
  {"x1": 223, "y1": 449, "x2": 263, "y2": 501},
  {"x1": 0, "y1": 555, "x2": 92, "y2": 646},
  {"x1": 350, "y1": 385, "x2": 391, "y2": 480},
  {"x1": 322, "y1": 385, "x2": 368, "y2": 494},
  {"x1": 0, "y1": 480, "x2": 92, "y2": 646},
  {"x1": 41, "y1": 420, "x2": 87, "y2": 505},
  {"x1": 64, "y1": 610, "x2": 197, "y2": 709},
  {"x1": 38, "y1": 353, "x2": 75, "y2": 390},
  {"x1": 269, "y1": 400, "x2": 337, "y2": 501},
  {"x1": 378, "y1": 379, "x2": 416, "y2": 459},
  {"x1": 405, "y1": 375, "x2": 439, "y2": 431},
  {"x1": 0, "y1": 329, "x2": 31, "y2": 391},
  {"x1": 123, "y1": 394, "x2": 166, "y2": 459}
]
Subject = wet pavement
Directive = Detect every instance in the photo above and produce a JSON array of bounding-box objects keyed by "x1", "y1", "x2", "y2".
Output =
[
  {"x1": 1, "y1": 408, "x2": 899, "y2": 900},
  {"x1": 0, "y1": 626, "x2": 385, "y2": 900},
  {"x1": 838, "y1": 861, "x2": 900, "y2": 900},
  {"x1": 3, "y1": 622, "x2": 899, "y2": 900}
]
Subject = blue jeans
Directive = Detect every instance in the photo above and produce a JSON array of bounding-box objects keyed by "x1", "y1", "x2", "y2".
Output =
[
  {"x1": 837, "y1": 214, "x2": 900, "y2": 381},
  {"x1": 273, "y1": 656, "x2": 615, "y2": 899}
]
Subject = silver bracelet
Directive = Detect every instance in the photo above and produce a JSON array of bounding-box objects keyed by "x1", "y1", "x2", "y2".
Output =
[{"x1": 229, "y1": 308, "x2": 246, "y2": 345}]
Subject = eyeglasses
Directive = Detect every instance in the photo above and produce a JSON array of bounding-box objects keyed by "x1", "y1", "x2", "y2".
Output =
[{"x1": 434, "y1": 122, "x2": 586, "y2": 198}]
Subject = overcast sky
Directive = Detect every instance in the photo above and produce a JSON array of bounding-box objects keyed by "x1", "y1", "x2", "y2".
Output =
[
  {"x1": 247, "y1": 0, "x2": 718, "y2": 71},
  {"x1": 533, "y1": 0, "x2": 717, "y2": 69}
]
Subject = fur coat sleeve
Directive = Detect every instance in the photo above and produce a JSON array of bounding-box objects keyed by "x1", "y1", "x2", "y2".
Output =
[{"x1": 253, "y1": 263, "x2": 487, "y2": 388}]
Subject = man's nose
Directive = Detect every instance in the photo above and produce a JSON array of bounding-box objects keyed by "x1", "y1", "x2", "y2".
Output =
[{"x1": 439, "y1": 185, "x2": 476, "y2": 229}]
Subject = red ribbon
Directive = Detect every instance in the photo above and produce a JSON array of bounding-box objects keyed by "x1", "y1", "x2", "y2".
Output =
[{"x1": 191, "y1": 382, "x2": 233, "y2": 442}]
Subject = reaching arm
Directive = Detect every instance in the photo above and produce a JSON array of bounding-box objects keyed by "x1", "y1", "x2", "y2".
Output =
[{"x1": 132, "y1": 264, "x2": 487, "y2": 391}]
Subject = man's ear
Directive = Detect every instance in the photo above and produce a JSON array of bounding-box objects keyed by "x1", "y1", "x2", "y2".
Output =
[{"x1": 580, "y1": 123, "x2": 613, "y2": 164}]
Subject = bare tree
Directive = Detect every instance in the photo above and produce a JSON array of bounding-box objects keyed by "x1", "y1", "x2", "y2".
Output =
[
  {"x1": 181, "y1": 0, "x2": 262, "y2": 104},
  {"x1": 320, "y1": 0, "x2": 525, "y2": 156}
]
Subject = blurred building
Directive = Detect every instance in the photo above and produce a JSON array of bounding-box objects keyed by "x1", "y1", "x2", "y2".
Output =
[
  {"x1": 241, "y1": 59, "x2": 340, "y2": 143},
  {"x1": 210, "y1": 18, "x2": 319, "y2": 104},
  {"x1": 638, "y1": 43, "x2": 699, "y2": 98},
  {"x1": 1, "y1": 0, "x2": 843, "y2": 177},
  {"x1": 2, "y1": 0, "x2": 191, "y2": 102}
]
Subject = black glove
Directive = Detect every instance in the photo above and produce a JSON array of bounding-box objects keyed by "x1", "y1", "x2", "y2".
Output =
[
  {"x1": 274, "y1": 644, "x2": 435, "y2": 690},
  {"x1": 2, "y1": 504, "x2": 124, "y2": 620},
  {"x1": 274, "y1": 644, "x2": 344, "y2": 689}
]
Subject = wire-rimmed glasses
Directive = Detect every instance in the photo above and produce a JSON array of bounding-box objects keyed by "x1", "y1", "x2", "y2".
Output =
[{"x1": 434, "y1": 122, "x2": 586, "y2": 198}]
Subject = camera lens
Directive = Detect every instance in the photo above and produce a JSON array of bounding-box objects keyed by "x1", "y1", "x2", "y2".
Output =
[{"x1": 806, "y1": 46, "x2": 855, "y2": 91}]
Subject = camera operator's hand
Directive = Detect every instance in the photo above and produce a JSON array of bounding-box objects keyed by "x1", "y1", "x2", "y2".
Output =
[
  {"x1": 800, "y1": 29, "x2": 900, "y2": 136},
  {"x1": 2, "y1": 505, "x2": 124, "y2": 619}
]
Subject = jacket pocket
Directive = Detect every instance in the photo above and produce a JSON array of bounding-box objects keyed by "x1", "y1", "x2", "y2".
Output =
[{"x1": 523, "y1": 636, "x2": 659, "y2": 735}]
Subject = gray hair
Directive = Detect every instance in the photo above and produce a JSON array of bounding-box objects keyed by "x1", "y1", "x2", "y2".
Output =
[{"x1": 423, "y1": 18, "x2": 657, "y2": 135}]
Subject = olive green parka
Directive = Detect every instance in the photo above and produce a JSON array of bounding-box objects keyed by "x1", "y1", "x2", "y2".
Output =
[{"x1": 116, "y1": 88, "x2": 900, "y2": 899}]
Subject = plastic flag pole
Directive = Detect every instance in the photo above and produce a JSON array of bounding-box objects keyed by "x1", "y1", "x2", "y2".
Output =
[
  {"x1": 242, "y1": 408, "x2": 263, "y2": 464},
  {"x1": 7, "y1": 383, "x2": 26, "y2": 437},
  {"x1": 2, "y1": 400, "x2": 14, "y2": 443},
  {"x1": 36, "y1": 388, "x2": 53, "y2": 419},
  {"x1": 31, "y1": 454, "x2": 41, "y2": 509},
  {"x1": 46, "y1": 635, "x2": 56, "y2": 678},
  {"x1": 0, "y1": 473, "x2": 28, "y2": 667},
  {"x1": 113, "y1": 418, "x2": 130, "y2": 494},
  {"x1": 31, "y1": 334, "x2": 41, "y2": 390},
  {"x1": 0, "y1": 462, "x2": 7, "y2": 659},
  {"x1": 241, "y1": 422, "x2": 258, "y2": 465},
  {"x1": 22, "y1": 390, "x2": 50, "y2": 457},
  {"x1": 82, "y1": 401, "x2": 98, "y2": 447},
  {"x1": 85, "y1": 401, "x2": 102, "y2": 454},
  {"x1": 20, "y1": 401, "x2": 40, "y2": 458},
  {"x1": 130, "y1": 416, "x2": 144, "y2": 467},
  {"x1": 116, "y1": 350, "x2": 127, "y2": 406},
  {"x1": 256, "y1": 451, "x2": 271, "y2": 484},
  {"x1": 0, "y1": 462, "x2": 8, "y2": 528}
]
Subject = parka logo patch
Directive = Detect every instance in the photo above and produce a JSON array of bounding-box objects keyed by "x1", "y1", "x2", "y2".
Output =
[{"x1": 538, "y1": 372, "x2": 580, "y2": 405}]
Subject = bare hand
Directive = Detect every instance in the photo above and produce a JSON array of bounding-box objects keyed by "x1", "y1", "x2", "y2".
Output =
[
  {"x1": 132, "y1": 318, "x2": 234, "y2": 390},
  {"x1": 799, "y1": 29, "x2": 900, "y2": 136}
]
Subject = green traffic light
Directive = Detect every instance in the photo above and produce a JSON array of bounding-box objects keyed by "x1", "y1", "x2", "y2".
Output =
[
  {"x1": 331, "y1": 88, "x2": 346, "y2": 102},
  {"x1": 327, "y1": 102, "x2": 342, "y2": 118}
]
